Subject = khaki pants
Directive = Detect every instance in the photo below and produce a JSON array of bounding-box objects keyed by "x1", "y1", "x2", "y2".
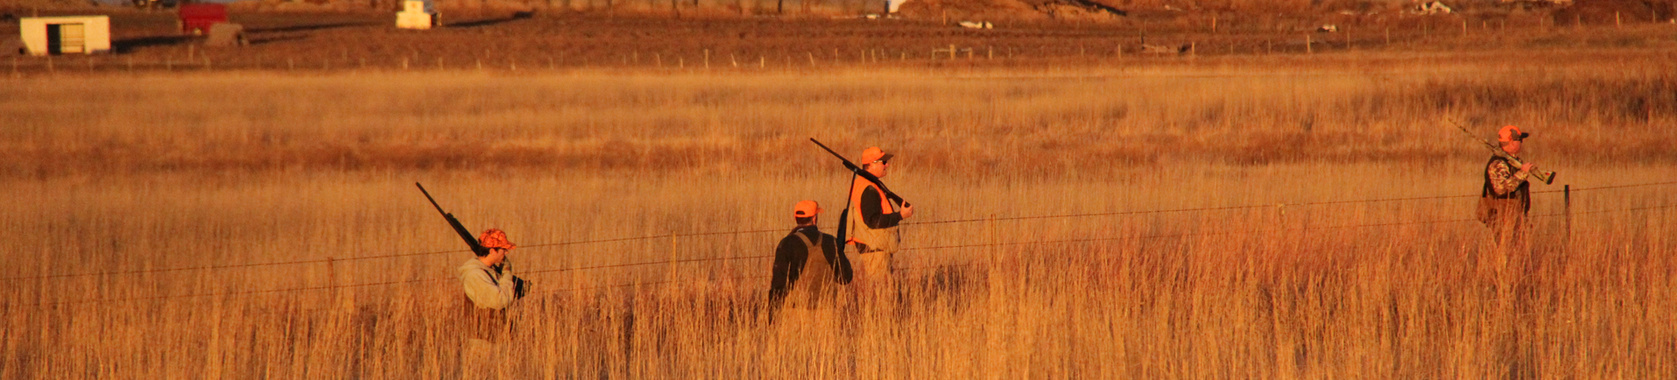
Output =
[
  {"x1": 850, "y1": 249, "x2": 897, "y2": 321},
  {"x1": 1487, "y1": 215, "x2": 1529, "y2": 298},
  {"x1": 851, "y1": 249, "x2": 894, "y2": 285}
]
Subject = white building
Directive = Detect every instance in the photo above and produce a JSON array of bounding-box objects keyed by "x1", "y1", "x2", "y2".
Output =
[
  {"x1": 19, "y1": 16, "x2": 111, "y2": 56},
  {"x1": 396, "y1": 0, "x2": 439, "y2": 30},
  {"x1": 887, "y1": 0, "x2": 908, "y2": 13}
]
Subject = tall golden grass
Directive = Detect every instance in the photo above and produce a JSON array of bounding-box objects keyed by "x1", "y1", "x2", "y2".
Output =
[{"x1": 2, "y1": 57, "x2": 1674, "y2": 377}]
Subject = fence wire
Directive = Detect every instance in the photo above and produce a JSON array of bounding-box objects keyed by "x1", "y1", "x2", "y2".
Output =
[
  {"x1": 21, "y1": 200, "x2": 1673, "y2": 309},
  {"x1": 16, "y1": 179, "x2": 1677, "y2": 281}
]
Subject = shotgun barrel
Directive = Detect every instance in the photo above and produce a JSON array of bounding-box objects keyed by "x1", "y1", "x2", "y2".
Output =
[
  {"x1": 416, "y1": 183, "x2": 489, "y2": 257},
  {"x1": 809, "y1": 138, "x2": 911, "y2": 207}
]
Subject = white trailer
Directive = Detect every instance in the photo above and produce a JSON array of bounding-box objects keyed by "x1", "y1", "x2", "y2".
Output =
[
  {"x1": 396, "y1": 0, "x2": 440, "y2": 30},
  {"x1": 19, "y1": 16, "x2": 112, "y2": 56}
]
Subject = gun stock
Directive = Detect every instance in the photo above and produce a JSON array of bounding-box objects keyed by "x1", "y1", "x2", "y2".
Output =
[
  {"x1": 809, "y1": 138, "x2": 911, "y2": 207},
  {"x1": 416, "y1": 183, "x2": 489, "y2": 257}
]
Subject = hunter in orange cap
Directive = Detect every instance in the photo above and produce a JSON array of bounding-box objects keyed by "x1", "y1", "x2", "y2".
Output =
[
  {"x1": 770, "y1": 200, "x2": 853, "y2": 322},
  {"x1": 1481, "y1": 125, "x2": 1538, "y2": 244},
  {"x1": 847, "y1": 146, "x2": 913, "y2": 301},
  {"x1": 458, "y1": 228, "x2": 527, "y2": 350}
]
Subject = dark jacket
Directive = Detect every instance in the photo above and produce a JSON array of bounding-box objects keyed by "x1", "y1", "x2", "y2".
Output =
[{"x1": 768, "y1": 226, "x2": 854, "y2": 311}]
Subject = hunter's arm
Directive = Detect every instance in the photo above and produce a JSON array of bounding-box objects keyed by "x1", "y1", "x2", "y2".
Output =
[
  {"x1": 768, "y1": 236, "x2": 802, "y2": 309},
  {"x1": 1487, "y1": 160, "x2": 1528, "y2": 196},
  {"x1": 859, "y1": 187, "x2": 903, "y2": 229}
]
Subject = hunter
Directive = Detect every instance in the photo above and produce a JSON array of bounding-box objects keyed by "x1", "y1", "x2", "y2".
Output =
[
  {"x1": 768, "y1": 200, "x2": 854, "y2": 323},
  {"x1": 847, "y1": 146, "x2": 914, "y2": 286},
  {"x1": 459, "y1": 228, "x2": 527, "y2": 342},
  {"x1": 1480, "y1": 125, "x2": 1538, "y2": 242}
]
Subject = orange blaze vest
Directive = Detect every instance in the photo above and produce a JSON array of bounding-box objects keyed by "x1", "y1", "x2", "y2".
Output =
[{"x1": 847, "y1": 177, "x2": 900, "y2": 252}]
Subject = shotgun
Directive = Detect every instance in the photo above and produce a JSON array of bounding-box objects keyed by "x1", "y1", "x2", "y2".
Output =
[
  {"x1": 416, "y1": 183, "x2": 489, "y2": 257},
  {"x1": 809, "y1": 138, "x2": 911, "y2": 208},
  {"x1": 1449, "y1": 121, "x2": 1556, "y2": 185}
]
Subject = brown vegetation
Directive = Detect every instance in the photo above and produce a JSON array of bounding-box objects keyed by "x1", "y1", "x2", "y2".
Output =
[
  {"x1": 3, "y1": 57, "x2": 1674, "y2": 178},
  {"x1": 2, "y1": 12, "x2": 1676, "y2": 378}
]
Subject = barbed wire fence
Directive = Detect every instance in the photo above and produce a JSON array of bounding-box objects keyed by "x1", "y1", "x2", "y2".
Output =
[{"x1": 15, "y1": 180, "x2": 1675, "y2": 309}]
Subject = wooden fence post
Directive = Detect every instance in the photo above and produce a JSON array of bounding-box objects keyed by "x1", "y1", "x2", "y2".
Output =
[
  {"x1": 327, "y1": 257, "x2": 338, "y2": 307},
  {"x1": 665, "y1": 232, "x2": 679, "y2": 291},
  {"x1": 1564, "y1": 185, "x2": 1572, "y2": 243}
]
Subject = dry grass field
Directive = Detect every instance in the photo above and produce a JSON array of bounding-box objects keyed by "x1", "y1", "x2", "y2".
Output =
[{"x1": 2, "y1": 27, "x2": 1677, "y2": 378}]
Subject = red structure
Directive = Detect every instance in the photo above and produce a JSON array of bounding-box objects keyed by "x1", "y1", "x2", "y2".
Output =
[{"x1": 178, "y1": 3, "x2": 227, "y2": 35}]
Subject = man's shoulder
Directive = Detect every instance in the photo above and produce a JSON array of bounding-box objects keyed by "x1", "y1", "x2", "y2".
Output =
[
  {"x1": 776, "y1": 231, "x2": 806, "y2": 247},
  {"x1": 782, "y1": 228, "x2": 836, "y2": 244},
  {"x1": 458, "y1": 259, "x2": 489, "y2": 275},
  {"x1": 1486, "y1": 156, "x2": 1511, "y2": 170}
]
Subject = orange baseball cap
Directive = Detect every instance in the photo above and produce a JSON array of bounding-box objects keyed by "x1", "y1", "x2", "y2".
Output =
[
  {"x1": 860, "y1": 147, "x2": 894, "y2": 164},
  {"x1": 1498, "y1": 125, "x2": 1529, "y2": 143},
  {"x1": 477, "y1": 228, "x2": 516, "y2": 250},
  {"x1": 793, "y1": 200, "x2": 822, "y2": 218}
]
